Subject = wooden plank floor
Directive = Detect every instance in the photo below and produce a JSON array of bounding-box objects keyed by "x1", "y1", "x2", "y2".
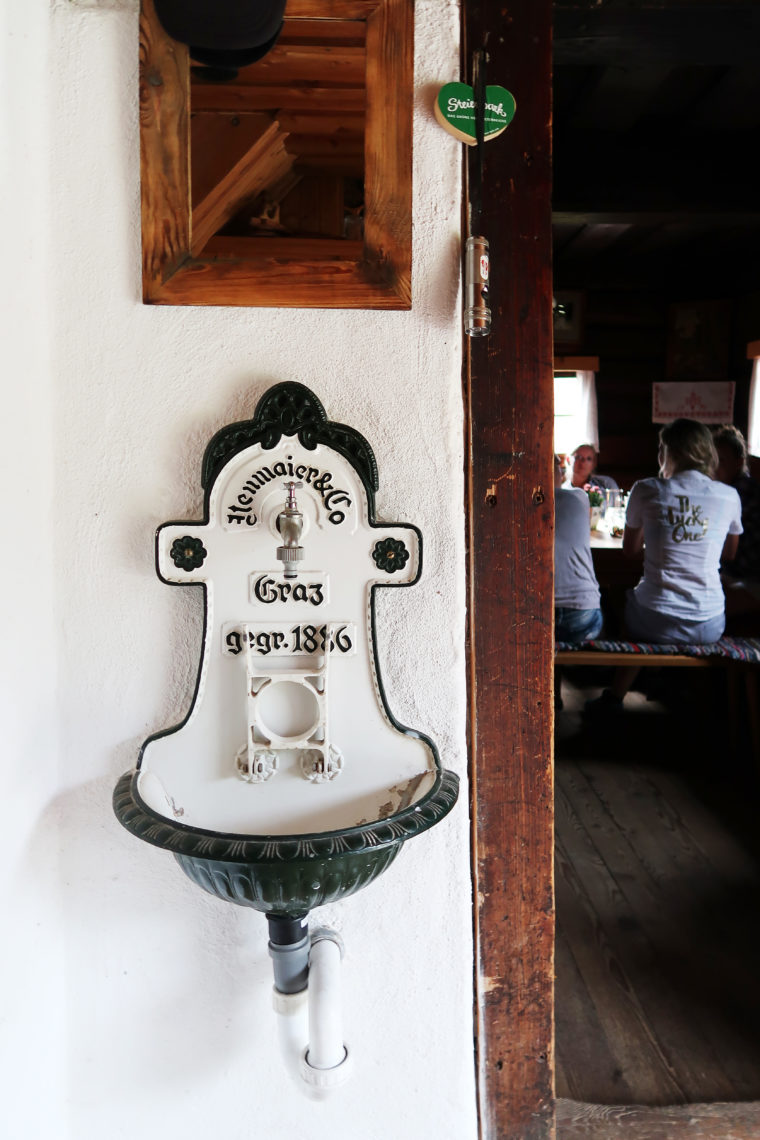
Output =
[
  {"x1": 556, "y1": 1098, "x2": 760, "y2": 1139},
  {"x1": 555, "y1": 670, "x2": 760, "y2": 1108}
]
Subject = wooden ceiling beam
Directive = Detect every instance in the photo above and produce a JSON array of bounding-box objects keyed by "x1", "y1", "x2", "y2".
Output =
[
  {"x1": 689, "y1": 63, "x2": 760, "y2": 130},
  {"x1": 554, "y1": 3, "x2": 760, "y2": 66},
  {"x1": 552, "y1": 3, "x2": 760, "y2": 299},
  {"x1": 284, "y1": 0, "x2": 377, "y2": 16},
  {"x1": 190, "y1": 112, "x2": 273, "y2": 207},
  {"x1": 555, "y1": 222, "x2": 632, "y2": 259},
  {"x1": 276, "y1": 112, "x2": 365, "y2": 135},
  {"x1": 191, "y1": 121, "x2": 294, "y2": 255},
  {"x1": 553, "y1": 234, "x2": 760, "y2": 293},
  {"x1": 553, "y1": 210, "x2": 760, "y2": 228},
  {"x1": 285, "y1": 134, "x2": 364, "y2": 156},
  {"x1": 278, "y1": 18, "x2": 366, "y2": 47},
  {"x1": 293, "y1": 156, "x2": 364, "y2": 176},
  {"x1": 554, "y1": 131, "x2": 758, "y2": 212},
  {"x1": 235, "y1": 44, "x2": 365, "y2": 86},
  {"x1": 191, "y1": 85, "x2": 366, "y2": 114},
  {"x1": 564, "y1": 63, "x2": 672, "y2": 132}
]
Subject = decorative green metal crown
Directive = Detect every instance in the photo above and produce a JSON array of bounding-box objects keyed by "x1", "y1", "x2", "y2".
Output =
[{"x1": 202, "y1": 382, "x2": 379, "y2": 514}]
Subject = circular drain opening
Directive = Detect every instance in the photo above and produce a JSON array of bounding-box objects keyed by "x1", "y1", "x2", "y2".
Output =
[{"x1": 257, "y1": 680, "x2": 320, "y2": 741}]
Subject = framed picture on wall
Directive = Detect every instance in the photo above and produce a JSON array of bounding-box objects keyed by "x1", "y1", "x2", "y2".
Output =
[
  {"x1": 666, "y1": 299, "x2": 732, "y2": 380},
  {"x1": 652, "y1": 380, "x2": 735, "y2": 423},
  {"x1": 553, "y1": 290, "x2": 585, "y2": 349}
]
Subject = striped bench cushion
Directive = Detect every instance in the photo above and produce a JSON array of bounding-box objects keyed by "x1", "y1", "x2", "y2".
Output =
[{"x1": 555, "y1": 637, "x2": 760, "y2": 663}]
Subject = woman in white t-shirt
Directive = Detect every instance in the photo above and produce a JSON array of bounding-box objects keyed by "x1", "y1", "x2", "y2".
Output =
[{"x1": 586, "y1": 418, "x2": 742, "y2": 714}]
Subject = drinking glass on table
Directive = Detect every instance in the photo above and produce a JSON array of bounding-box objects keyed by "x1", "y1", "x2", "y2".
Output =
[{"x1": 605, "y1": 489, "x2": 625, "y2": 538}]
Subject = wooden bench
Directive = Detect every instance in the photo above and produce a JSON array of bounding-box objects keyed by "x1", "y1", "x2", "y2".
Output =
[
  {"x1": 555, "y1": 638, "x2": 760, "y2": 758},
  {"x1": 557, "y1": 648, "x2": 722, "y2": 669}
]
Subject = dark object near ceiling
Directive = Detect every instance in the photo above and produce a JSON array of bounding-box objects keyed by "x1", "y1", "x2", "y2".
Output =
[
  {"x1": 154, "y1": 0, "x2": 286, "y2": 72},
  {"x1": 553, "y1": 1, "x2": 760, "y2": 292}
]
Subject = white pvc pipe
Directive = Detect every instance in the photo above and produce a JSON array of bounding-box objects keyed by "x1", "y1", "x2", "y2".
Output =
[
  {"x1": 306, "y1": 934, "x2": 346, "y2": 1071},
  {"x1": 271, "y1": 928, "x2": 351, "y2": 1097},
  {"x1": 272, "y1": 988, "x2": 308, "y2": 1082}
]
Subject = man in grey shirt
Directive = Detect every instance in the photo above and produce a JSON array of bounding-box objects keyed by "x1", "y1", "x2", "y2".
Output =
[{"x1": 554, "y1": 455, "x2": 603, "y2": 643}]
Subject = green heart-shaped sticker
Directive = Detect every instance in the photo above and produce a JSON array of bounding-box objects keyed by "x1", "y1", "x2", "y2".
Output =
[{"x1": 434, "y1": 82, "x2": 516, "y2": 145}]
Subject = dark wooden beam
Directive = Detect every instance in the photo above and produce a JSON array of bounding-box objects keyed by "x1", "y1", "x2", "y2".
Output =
[
  {"x1": 191, "y1": 122, "x2": 294, "y2": 256},
  {"x1": 277, "y1": 18, "x2": 367, "y2": 47},
  {"x1": 554, "y1": 4, "x2": 760, "y2": 66},
  {"x1": 553, "y1": 229, "x2": 760, "y2": 294},
  {"x1": 284, "y1": 0, "x2": 377, "y2": 15},
  {"x1": 554, "y1": 210, "x2": 760, "y2": 227},
  {"x1": 464, "y1": 1, "x2": 555, "y2": 1138},
  {"x1": 553, "y1": 130, "x2": 760, "y2": 213},
  {"x1": 190, "y1": 85, "x2": 366, "y2": 114}
]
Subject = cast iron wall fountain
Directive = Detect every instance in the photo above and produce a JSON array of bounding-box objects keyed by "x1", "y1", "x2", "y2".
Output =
[{"x1": 113, "y1": 381, "x2": 459, "y2": 1090}]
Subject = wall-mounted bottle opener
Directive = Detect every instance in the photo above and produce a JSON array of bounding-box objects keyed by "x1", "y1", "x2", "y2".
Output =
[{"x1": 435, "y1": 52, "x2": 517, "y2": 338}]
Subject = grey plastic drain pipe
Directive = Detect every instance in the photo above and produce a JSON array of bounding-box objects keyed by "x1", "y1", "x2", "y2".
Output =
[{"x1": 266, "y1": 916, "x2": 351, "y2": 1096}]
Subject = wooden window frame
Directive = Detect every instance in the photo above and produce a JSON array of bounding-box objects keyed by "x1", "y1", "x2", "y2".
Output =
[
  {"x1": 139, "y1": 0, "x2": 412, "y2": 309},
  {"x1": 554, "y1": 356, "x2": 599, "y2": 371}
]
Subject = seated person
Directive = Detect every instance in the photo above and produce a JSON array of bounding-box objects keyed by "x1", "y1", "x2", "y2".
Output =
[
  {"x1": 565, "y1": 443, "x2": 619, "y2": 492},
  {"x1": 554, "y1": 454, "x2": 603, "y2": 644},
  {"x1": 712, "y1": 424, "x2": 760, "y2": 622},
  {"x1": 586, "y1": 418, "x2": 742, "y2": 714}
]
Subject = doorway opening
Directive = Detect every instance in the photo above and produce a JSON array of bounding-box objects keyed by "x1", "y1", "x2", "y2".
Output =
[{"x1": 552, "y1": 0, "x2": 760, "y2": 1121}]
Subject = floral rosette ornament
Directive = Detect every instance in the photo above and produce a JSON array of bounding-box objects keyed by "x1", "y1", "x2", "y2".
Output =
[
  {"x1": 372, "y1": 537, "x2": 410, "y2": 574},
  {"x1": 170, "y1": 535, "x2": 207, "y2": 571}
]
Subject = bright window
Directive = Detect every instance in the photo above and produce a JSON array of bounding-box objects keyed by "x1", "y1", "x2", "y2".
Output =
[
  {"x1": 748, "y1": 355, "x2": 760, "y2": 457},
  {"x1": 554, "y1": 369, "x2": 598, "y2": 455}
]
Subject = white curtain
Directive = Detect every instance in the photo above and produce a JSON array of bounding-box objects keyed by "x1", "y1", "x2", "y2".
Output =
[
  {"x1": 553, "y1": 370, "x2": 598, "y2": 454},
  {"x1": 748, "y1": 356, "x2": 760, "y2": 457}
]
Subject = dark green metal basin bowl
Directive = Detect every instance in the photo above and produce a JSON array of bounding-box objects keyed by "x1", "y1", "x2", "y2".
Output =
[{"x1": 113, "y1": 768, "x2": 459, "y2": 917}]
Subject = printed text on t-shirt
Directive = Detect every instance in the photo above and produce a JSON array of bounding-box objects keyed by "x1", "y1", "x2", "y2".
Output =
[{"x1": 663, "y1": 495, "x2": 709, "y2": 542}]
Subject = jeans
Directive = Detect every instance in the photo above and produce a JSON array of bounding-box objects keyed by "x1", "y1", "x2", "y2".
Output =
[
  {"x1": 555, "y1": 607, "x2": 603, "y2": 644},
  {"x1": 624, "y1": 593, "x2": 724, "y2": 645}
]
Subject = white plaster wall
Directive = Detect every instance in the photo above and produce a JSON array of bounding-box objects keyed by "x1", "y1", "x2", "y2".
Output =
[
  {"x1": 2, "y1": 1, "x2": 66, "y2": 1134},
  {"x1": 5, "y1": 1, "x2": 475, "y2": 1136}
]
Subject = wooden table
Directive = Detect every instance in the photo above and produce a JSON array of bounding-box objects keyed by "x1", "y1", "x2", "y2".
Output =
[{"x1": 590, "y1": 531, "x2": 624, "y2": 551}]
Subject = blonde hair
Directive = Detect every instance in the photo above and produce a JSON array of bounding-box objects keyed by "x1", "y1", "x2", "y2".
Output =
[{"x1": 659, "y1": 418, "x2": 718, "y2": 478}]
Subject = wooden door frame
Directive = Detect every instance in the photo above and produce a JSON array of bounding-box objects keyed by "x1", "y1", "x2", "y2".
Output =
[
  {"x1": 462, "y1": 2, "x2": 555, "y2": 1137},
  {"x1": 462, "y1": 7, "x2": 760, "y2": 1139}
]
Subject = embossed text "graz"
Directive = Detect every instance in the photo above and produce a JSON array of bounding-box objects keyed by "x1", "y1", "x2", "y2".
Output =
[{"x1": 252, "y1": 576, "x2": 325, "y2": 606}]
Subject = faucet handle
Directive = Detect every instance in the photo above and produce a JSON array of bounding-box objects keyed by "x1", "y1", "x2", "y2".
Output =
[
  {"x1": 282, "y1": 481, "x2": 303, "y2": 509},
  {"x1": 277, "y1": 482, "x2": 305, "y2": 579}
]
